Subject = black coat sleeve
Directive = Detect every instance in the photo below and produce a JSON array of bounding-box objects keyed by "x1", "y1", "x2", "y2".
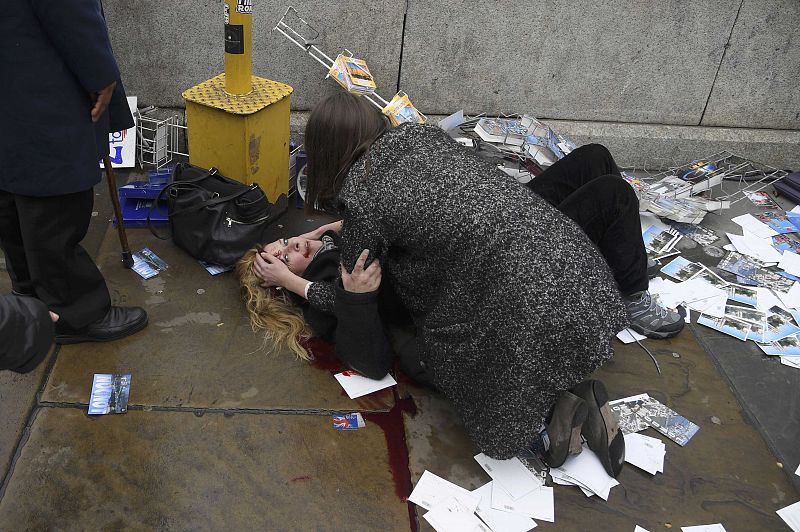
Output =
[
  {"x1": 0, "y1": 295, "x2": 54, "y2": 373},
  {"x1": 333, "y1": 281, "x2": 393, "y2": 380}
]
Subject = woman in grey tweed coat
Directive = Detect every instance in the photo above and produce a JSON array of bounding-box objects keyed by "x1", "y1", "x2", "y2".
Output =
[{"x1": 294, "y1": 93, "x2": 633, "y2": 461}]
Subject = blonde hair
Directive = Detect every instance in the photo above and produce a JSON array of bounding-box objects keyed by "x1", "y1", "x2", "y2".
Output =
[{"x1": 236, "y1": 246, "x2": 312, "y2": 360}]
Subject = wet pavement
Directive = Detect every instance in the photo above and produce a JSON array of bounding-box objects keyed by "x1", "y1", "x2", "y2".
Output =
[{"x1": 1, "y1": 170, "x2": 799, "y2": 530}]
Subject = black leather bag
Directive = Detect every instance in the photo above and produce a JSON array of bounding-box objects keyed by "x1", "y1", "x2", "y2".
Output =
[{"x1": 148, "y1": 163, "x2": 286, "y2": 266}]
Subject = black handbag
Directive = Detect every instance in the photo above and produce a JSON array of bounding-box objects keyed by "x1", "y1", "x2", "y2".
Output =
[{"x1": 148, "y1": 163, "x2": 286, "y2": 266}]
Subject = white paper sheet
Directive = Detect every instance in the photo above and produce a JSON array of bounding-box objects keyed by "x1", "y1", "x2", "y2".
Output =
[
  {"x1": 782, "y1": 357, "x2": 800, "y2": 369},
  {"x1": 727, "y1": 233, "x2": 784, "y2": 264},
  {"x1": 780, "y1": 251, "x2": 800, "y2": 277},
  {"x1": 795, "y1": 464, "x2": 800, "y2": 477},
  {"x1": 623, "y1": 433, "x2": 666, "y2": 475},
  {"x1": 474, "y1": 453, "x2": 542, "y2": 500},
  {"x1": 423, "y1": 496, "x2": 491, "y2": 532},
  {"x1": 552, "y1": 445, "x2": 619, "y2": 500},
  {"x1": 777, "y1": 500, "x2": 800, "y2": 532},
  {"x1": 676, "y1": 279, "x2": 727, "y2": 318},
  {"x1": 731, "y1": 214, "x2": 779, "y2": 239},
  {"x1": 490, "y1": 482, "x2": 554, "y2": 522},
  {"x1": 616, "y1": 328, "x2": 647, "y2": 344},
  {"x1": 755, "y1": 287, "x2": 785, "y2": 312},
  {"x1": 333, "y1": 370, "x2": 396, "y2": 399},
  {"x1": 472, "y1": 482, "x2": 537, "y2": 532},
  {"x1": 778, "y1": 283, "x2": 800, "y2": 310},
  {"x1": 408, "y1": 471, "x2": 479, "y2": 512},
  {"x1": 680, "y1": 525, "x2": 727, "y2": 532},
  {"x1": 634, "y1": 527, "x2": 652, "y2": 532}
]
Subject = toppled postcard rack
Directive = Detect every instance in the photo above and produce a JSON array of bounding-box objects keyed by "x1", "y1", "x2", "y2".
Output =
[
  {"x1": 273, "y1": 6, "x2": 426, "y2": 124},
  {"x1": 135, "y1": 107, "x2": 188, "y2": 169},
  {"x1": 641, "y1": 151, "x2": 789, "y2": 209}
]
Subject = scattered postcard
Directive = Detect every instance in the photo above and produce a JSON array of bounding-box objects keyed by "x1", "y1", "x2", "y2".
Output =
[
  {"x1": 779, "y1": 250, "x2": 800, "y2": 277},
  {"x1": 491, "y1": 482, "x2": 554, "y2": 522},
  {"x1": 665, "y1": 220, "x2": 719, "y2": 246},
  {"x1": 772, "y1": 234, "x2": 800, "y2": 255},
  {"x1": 764, "y1": 305, "x2": 800, "y2": 342},
  {"x1": 132, "y1": 247, "x2": 168, "y2": 279},
  {"x1": 718, "y1": 252, "x2": 796, "y2": 293},
  {"x1": 680, "y1": 525, "x2": 727, "y2": 532},
  {"x1": 724, "y1": 283, "x2": 758, "y2": 306},
  {"x1": 332, "y1": 413, "x2": 365, "y2": 430},
  {"x1": 724, "y1": 304, "x2": 766, "y2": 325},
  {"x1": 88, "y1": 374, "x2": 132, "y2": 415},
  {"x1": 777, "y1": 283, "x2": 800, "y2": 310},
  {"x1": 609, "y1": 393, "x2": 652, "y2": 434},
  {"x1": 199, "y1": 260, "x2": 233, "y2": 275},
  {"x1": 616, "y1": 328, "x2": 647, "y2": 344},
  {"x1": 642, "y1": 226, "x2": 681, "y2": 254},
  {"x1": 635, "y1": 397, "x2": 700, "y2": 446},
  {"x1": 661, "y1": 256, "x2": 703, "y2": 281},
  {"x1": 776, "y1": 500, "x2": 800, "y2": 532},
  {"x1": 755, "y1": 210, "x2": 797, "y2": 234},
  {"x1": 783, "y1": 357, "x2": 800, "y2": 369},
  {"x1": 473, "y1": 453, "x2": 542, "y2": 499},
  {"x1": 551, "y1": 444, "x2": 618, "y2": 500},
  {"x1": 408, "y1": 471, "x2": 479, "y2": 512},
  {"x1": 757, "y1": 333, "x2": 800, "y2": 356},
  {"x1": 693, "y1": 266, "x2": 730, "y2": 290},
  {"x1": 333, "y1": 370, "x2": 396, "y2": 399},
  {"x1": 472, "y1": 483, "x2": 537, "y2": 532},
  {"x1": 744, "y1": 190, "x2": 780, "y2": 209},
  {"x1": 727, "y1": 233, "x2": 783, "y2": 264},
  {"x1": 731, "y1": 213, "x2": 779, "y2": 239},
  {"x1": 624, "y1": 433, "x2": 666, "y2": 475},
  {"x1": 697, "y1": 314, "x2": 751, "y2": 341},
  {"x1": 423, "y1": 496, "x2": 490, "y2": 532},
  {"x1": 678, "y1": 279, "x2": 727, "y2": 318}
]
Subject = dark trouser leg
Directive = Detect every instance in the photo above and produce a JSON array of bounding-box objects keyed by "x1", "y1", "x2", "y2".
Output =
[
  {"x1": 526, "y1": 144, "x2": 621, "y2": 206},
  {"x1": 556, "y1": 175, "x2": 648, "y2": 295},
  {"x1": 0, "y1": 192, "x2": 35, "y2": 295},
  {"x1": 13, "y1": 190, "x2": 111, "y2": 330}
]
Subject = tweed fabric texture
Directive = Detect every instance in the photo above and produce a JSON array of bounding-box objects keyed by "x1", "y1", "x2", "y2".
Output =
[{"x1": 308, "y1": 124, "x2": 629, "y2": 459}]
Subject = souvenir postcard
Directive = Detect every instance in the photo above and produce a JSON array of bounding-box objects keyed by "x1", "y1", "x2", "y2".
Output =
[
  {"x1": 772, "y1": 234, "x2": 800, "y2": 255},
  {"x1": 660, "y1": 256, "x2": 703, "y2": 281},
  {"x1": 736, "y1": 275, "x2": 759, "y2": 286},
  {"x1": 642, "y1": 226, "x2": 680, "y2": 254},
  {"x1": 718, "y1": 251, "x2": 795, "y2": 293},
  {"x1": 744, "y1": 190, "x2": 780, "y2": 209},
  {"x1": 664, "y1": 220, "x2": 719, "y2": 246},
  {"x1": 634, "y1": 397, "x2": 700, "y2": 446},
  {"x1": 764, "y1": 305, "x2": 800, "y2": 342},
  {"x1": 382, "y1": 92, "x2": 425, "y2": 127},
  {"x1": 697, "y1": 314, "x2": 752, "y2": 341},
  {"x1": 132, "y1": 247, "x2": 168, "y2": 279},
  {"x1": 725, "y1": 283, "x2": 758, "y2": 306},
  {"x1": 755, "y1": 210, "x2": 797, "y2": 234},
  {"x1": 88, "y1": 374, "x2": 132, "y2": 415},
  {"x1": 694, "y1": 266, "x2": 730, "y2": 290},
  {"x1": 608, "y1": 394, "x2": 651, "y2": 435},
  {"x1": 332, "y1": 413, "x2": 366, "y2": 430},
  {"x1": 757, "y1": 333, "x2": 800, "y2": 356},
  {"x1": 199, "y1": 260, "x2": 233, "y2": 275}
]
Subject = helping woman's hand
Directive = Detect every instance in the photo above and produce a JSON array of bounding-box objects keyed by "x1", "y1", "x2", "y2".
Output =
[
  {"x1": 341, "y1": 249, "x2": 381, "y2": 293},
  {"x1": 253, "y1": 250, "x2": 293, "y2": 288}
]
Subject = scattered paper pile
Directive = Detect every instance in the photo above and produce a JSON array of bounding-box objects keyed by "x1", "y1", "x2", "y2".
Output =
[
  {"x1": 623, "y1": 433, "x2": 666, "y2": 475},
  {"x1": 550, "y1": 444, "x2": 619, "y2": 500}
]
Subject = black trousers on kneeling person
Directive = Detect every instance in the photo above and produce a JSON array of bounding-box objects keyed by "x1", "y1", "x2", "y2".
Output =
[{"x1": 526, "y1": 144, "x2": 648, "y2": 296}]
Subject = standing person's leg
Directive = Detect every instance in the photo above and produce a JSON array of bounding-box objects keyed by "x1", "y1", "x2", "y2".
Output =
[
  {"x1": 526, "y1": 144, "x2": 621, "y2": 206},
  {"x1": 14, "y1": 190, "x2": 111, "y2": 330},
  {"x1": 0, "y1": 191, "x2": 35, "y2": 296},
  {"x1": 556, "y1": 176, "x2": 683, "y2": 339}
]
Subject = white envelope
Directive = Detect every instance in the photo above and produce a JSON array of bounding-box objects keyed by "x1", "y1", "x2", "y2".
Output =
[
  {"x1": 333, "y1": 370, "x2": 396, "y2": 399},
  {"x1": 474, "y1": 453, "x2": 542, "y2": 500},
  {"x1": 472, "y1": 482, "x2": 537, "y2": 532},
  {"x1": 423, "y1": 496, "x2": 490, "y2": 532},
  {"x1": 490, "y1": 482, "x2": 554, "y2": 522},
  {"x1": 408, "y1": 470, "x2": 479, "y2": 512}
]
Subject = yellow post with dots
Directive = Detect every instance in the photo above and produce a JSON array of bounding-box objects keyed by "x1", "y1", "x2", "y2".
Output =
[{"x1": 182, "y1": 0, "x2": 293, "y2": 203}]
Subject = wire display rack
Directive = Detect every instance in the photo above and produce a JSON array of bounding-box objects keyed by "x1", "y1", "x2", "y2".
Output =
[{"x1": 135, "y1": 107, "x2": 188, "y2": 169}]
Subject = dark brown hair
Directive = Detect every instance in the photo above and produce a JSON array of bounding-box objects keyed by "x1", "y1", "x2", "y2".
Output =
[{"x1": 303, "y1": 92, "x2": 389, "y2": 215}]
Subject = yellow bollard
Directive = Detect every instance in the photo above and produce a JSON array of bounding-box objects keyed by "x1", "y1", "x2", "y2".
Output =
[
  {"x1": 223, "y1": 0, "x2": 252, "y2": 95},
  {"x1": 183, "y1": 0, "x2": 294, "y2": 203}
]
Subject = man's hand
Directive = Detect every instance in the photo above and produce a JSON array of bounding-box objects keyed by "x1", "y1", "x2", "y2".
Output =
[
  {"x1": 49, "y1": 311, "x2": 59, "y2": 323},
  {"x1": 90, "y1": 80, "x2": 117, "y2": 122},
  {"x1": 341, "y1": 249, "x2": 381, "y2": 293},
  {"x1": 253, "y1": 250, "x2": 292, "y2": 288}
]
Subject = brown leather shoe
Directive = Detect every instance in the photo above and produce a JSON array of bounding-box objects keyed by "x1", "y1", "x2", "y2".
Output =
[
  {"x1": 571, "y1": 379, "x2": 626, "y2": 478},
  {"x1": 543, "y1": 391, "x2": 588, "y2": 468},
  {"x1": 55, "y1": 306, "x2": 148, "y2": 344}
]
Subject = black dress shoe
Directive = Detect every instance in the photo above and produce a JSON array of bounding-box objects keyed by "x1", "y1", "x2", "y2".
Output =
[
  {"x1": 571, "y1": 379, "x2": 626, "y2": 478},
  {"x1": 55, "y1": 306, "x2": 148, "y2": 345}
]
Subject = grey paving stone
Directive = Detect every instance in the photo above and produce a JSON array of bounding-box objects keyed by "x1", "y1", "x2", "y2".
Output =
[{"x1": 0, "y1": 408, "x2": 409, "y2": 530}]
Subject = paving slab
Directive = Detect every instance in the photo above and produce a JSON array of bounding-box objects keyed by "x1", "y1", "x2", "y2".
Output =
[
  {"x1": 42, "y1": 225, "x2": 392, "y2": 413},
  {"x1": 403, "y1": 331, "x2": 797, "y2": 531},
  {"x1": 0, "y1": 360, "x2": 49, "y2": 479},
  {"x1": 0, "y1": 408, "x2": 409, "y2": 530},
  {"x1": 401, "y1": 1, "x2": 739, "y2": 124}
]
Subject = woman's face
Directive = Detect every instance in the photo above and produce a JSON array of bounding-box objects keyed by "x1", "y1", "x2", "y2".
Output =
[{"x1": 262, "y1": 237, "x2": 321, "y2": 275}]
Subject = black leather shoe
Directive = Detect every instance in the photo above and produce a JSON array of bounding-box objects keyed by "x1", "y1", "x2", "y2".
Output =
[
  {"x1": 571, "y1": 379, "x2": 626, "y2": 478},
  {"x1": 55, "y1": 306, "x2": 148, "y2": 344}
]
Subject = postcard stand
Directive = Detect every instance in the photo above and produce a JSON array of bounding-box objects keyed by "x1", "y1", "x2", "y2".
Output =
[{"x1": 273, "y1": 6, "x2": 426, "y2": 125}]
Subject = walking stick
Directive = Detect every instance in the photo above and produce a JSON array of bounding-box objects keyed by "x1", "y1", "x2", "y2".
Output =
[{"x1": 102, "y1": 155, "x2": 134, "y2": 268}]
